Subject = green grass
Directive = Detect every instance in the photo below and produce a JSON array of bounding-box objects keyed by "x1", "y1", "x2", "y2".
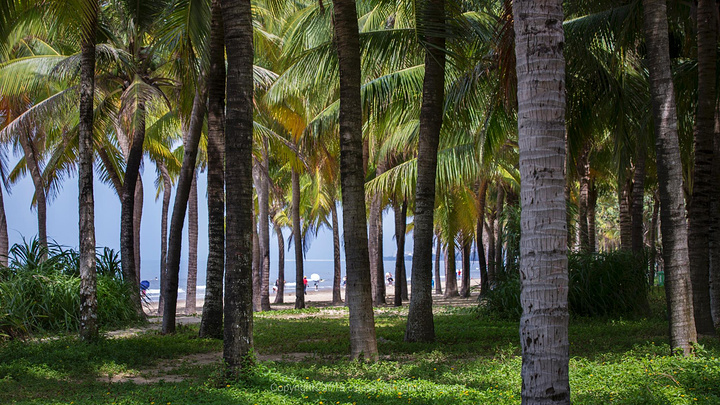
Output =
[{"x1": 1, "y1": 306, "x2": 719, "y2": 404}]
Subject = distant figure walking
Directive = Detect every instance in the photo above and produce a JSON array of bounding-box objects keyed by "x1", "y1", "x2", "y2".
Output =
[
  {"x1": 303, "y1": 276, "x2": 308, "y2": 294},
  {"x1": 386, "y1": 272, "x2": 393, "y2": 286}
]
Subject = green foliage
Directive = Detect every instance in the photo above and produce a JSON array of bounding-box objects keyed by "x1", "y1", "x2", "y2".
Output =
[
  {"x1": 479, "y1": 249, "x2": 650, "y2": 320},
  {"x1": 0, "y1": 238, "x2": 142, "y2": 339}
]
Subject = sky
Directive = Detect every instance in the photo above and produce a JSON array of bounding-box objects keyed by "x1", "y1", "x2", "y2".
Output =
[{"x1": 4, "y1": 154, "x2": 414, "y2": 284}]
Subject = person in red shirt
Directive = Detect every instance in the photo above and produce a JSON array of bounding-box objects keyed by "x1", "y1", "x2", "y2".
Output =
[{"x1": 303, "y1": 276, "x2": 308, "y2": 294}]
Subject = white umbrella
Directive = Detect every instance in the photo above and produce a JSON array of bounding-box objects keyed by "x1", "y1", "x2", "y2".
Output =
[{"x1": 310, "y1": 273, "x2": 321, "y2": 281}]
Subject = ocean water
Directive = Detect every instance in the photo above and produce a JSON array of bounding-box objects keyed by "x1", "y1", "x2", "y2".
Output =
[{"x1": 142, "y1": 259, "x2": 482, "y2": 302}]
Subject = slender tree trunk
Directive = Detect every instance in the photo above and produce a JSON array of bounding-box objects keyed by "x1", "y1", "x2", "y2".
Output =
[
  {"x1": 444, "y1": 243, "x2": 459, "y2": 298},
  {"x1": 369, "y1": 189, "x2": 380, "y2": 304},
  {"x1": 162, "y1": 92, "x2": 206, "y2": 333},
  {"x1": 687, "y1": 0, "x2": 717, "y2": 335},
  {"x1": 78, "y1": 6, "x2": 98, "y2": 341},
  {"x1": 394, "y1": 201, "x2": 407, "y2": 306},
  {"x1": 273, "y1": 222, "x2": 286, "y2": 304},
  {"x1": 133, "y1": 178, "x2": 143, "y2": 282},
  {"x1": 487, "y1": 206, "x2": 496, "y2": 285},
  {"x1": 642, "y1": 0, "x2": 697, "y2": 355},
  {"x1": 476, "y1": 180, "x2": 489, "y2": 295},
  {"x1": 259, "y1": 142, "x2": 271, "y2": 311},
  {"x1": 710, "y1": 113, "x2": 720, "y2": 328},
  {"x1": 222, "y1": 0, "x2": 255, "y2": 374},
  {"x1": 252, "y1": 211, "x2": 261, "y2": 311},
  {"x1": 619, "y1": 178, "x2": 632, "y2": 250},
  {"x1": 185, "y1": 172, "x2": 198, "y2": 314},
  {"x1": 650, "y1": 191, "x2": 660, "y2": 285},
  {"x1": 157, "y1": 163, "x2": 172, "y2": 316},
  {"x1": 199, "y1": 1, "x2": 225, "y2": 338},
  {"x1": 0, "y1": 185, "x2": 7, "y2": 267},
  {"x1": 513, "y1": 0, "x2": 570, "y2": 402},
  {"x1": 332, "y1": 203, "x2": 343, "y2": 305},
  {"x1": 577, "y1": 143, "x2": 590, "y2": 252},
  {"x1": 333, "y1": 0, "x2": 378, "y2": 359},
  {"x1": 460, "y1": 240, "x2": 471, "y2": 297},
  {"x1": 588, "y1": 181, "x2": 597, "y2": 253},
  {"x1": 120, "y1": 102, "x2": 145, "y2": 317},
  {"x1": 292, "y1": 168, "x2": 305, "y2": 309},
  {"x1": 494, "y1": 185, "x2": 505, "y2": 275},
  {"x1": 631, "y1": 147, "x2": 646, "y2": 254},
  {"x1": 404, "y1": 0, "x2": 445, "y2": 343},
  {"x1": 19, "y1": 134, "x2": 47, "y2": 251},
  {"x1": 434, "y1": 236, "x2": 442, "y2": 294}
]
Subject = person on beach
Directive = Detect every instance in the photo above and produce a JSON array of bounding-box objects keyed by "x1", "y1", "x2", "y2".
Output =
[
  {"x1": 385, "y1": 272, "x2": 393, "y2": 286},
  {"x1": 342, "y1": 276, "x2": 347, "y2": 288},
  {"x1": 303, "y1": 276, "x2": 308, "y2": 294}
]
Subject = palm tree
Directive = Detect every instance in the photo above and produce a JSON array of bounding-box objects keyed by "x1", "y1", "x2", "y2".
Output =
[
  {"x1": 222, "y1": 0, "x2": 255, "y2": 373},
  {"x1": 641, "y1": 0, "x2": 697, "y2": 355},
  {"x1": 405, "y1": 0, "x2": 446, "y2": 343},
  {"x1": 512, "y1": 0, "x2": 570, "y2": 402},
  {"x1": 686, "y1": 0, "x2": 717, "y2": 336},
  {"x1": 78, "y1": 0, "x2": 99, "y2": 342},
  {"x1": 199, "y1": 0, "x2": 226, "y2": 339},
  {"x1": 332, "y1": 0, "x2": 378, "y2": 360}
]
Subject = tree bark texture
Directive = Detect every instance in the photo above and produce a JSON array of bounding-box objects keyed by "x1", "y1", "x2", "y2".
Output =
[
  {"x1": 394, "y1": 201, "x2": 407, "y2": 306},
  {"x1": 273, "y1": 222, "x2": 286, "y2": 304},
  {"x1": 577, "y1": 142, "x2": 590, "y2": 252},
  {"x1": 642, "y1": 0, "x2": 698, "y2": 354},
  {"x1": 133, "y1": 179, "x2": 142, "y2": 281},
  {"x1": 259, "y1": 142, "x2": 272, "y2": 311},
  {"x1": 78, "y1": 8, "x2": 98, "y2": 341},
  {"x1": 460, "y1": 240, "x2": 471, "y2": 297},
  {"x1": 687, "y1": 0, "x2": 717, "y2": 335},
  {"x1": 494, "y1": 185, "x2": 505, "y2": 274},
  {"x1": 332, "y1": 203, "x2": 343, "y2": 305},
  {"x1": 222, "y1": 0, "x2": 255, "y2": 374},
  {"x1": 368, "y1": 188, "x2": 380, "y2": 304},
  {"x1": 162, "y1": 92, "x2": 206, "y2": 333},
  {"x1": 710, "y1": 113, "x2": 720, "y2": 329},
  {"x1": 434, "y1": 236, "x2": 442, "y2": 294},
  {"x1": 444, "y1": 243, "x2": 459, "y2": 298},
  {"x1": 619, "y1": 178, "x2": 632, "y2": 251},
  {"x1": 631, "y1": 147, "x2": 646, "y2": 254},
  {"x1": 588, "y1": 181, "x2": 597, "y2": 253},
  {"x1": 513, "y1": 0, "x2": 570, "y2": 402},
  {"x1": 252, "y1": 212, "x2": 261, "y2": 311},
  {"x1": 476, "y1": 180, "x2": 489, "y2": 294},
  {"x1": 291, "y1": 168, "x2": 305, "y2": 309},
  {"x1": 405, "y1": 0, "x2": 445, "y2": 343},
  {"x1": 185, "y1": 171, "x2": 199, "y2": 314},
  {"x1": 333, "y1": 0, "x2": 378, "y2": 359},
  {"x1": 157, "y1": 162, "x2": 172, "y2": 316}
]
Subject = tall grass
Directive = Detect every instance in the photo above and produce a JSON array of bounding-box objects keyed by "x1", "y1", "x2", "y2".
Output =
[{"x1": 0, "y1": 238, "x2": 143, "y2": 339}]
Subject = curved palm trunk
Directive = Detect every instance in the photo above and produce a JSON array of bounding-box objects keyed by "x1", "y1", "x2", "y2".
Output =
[
  {"x1": 162, "y1": 92, "x2": 206, "y2": 333},
  {"x1": 222, "y1": 0, "x2": 255, "y2": 374},
  {"x1": 394, "y1": 201, "x2": 407, "y2": 306},
  {"x1": 687, "y1": 0, "x2": 717, "y2": 335},
  {"x1": 200, "y1": 0, "x2": 226, "y2": 339},
  {"x1": 444, "y1": 243, "x2": 459, "y2": 298},
  {"x1": 631, "y1": 147, "x2": 646, "y2": 254},
  {"x1": 460, "y1": 240, "x2": 471, "y2": 297},
  {"x1": 513, "y1": 0, "x2": 570, "y2": 402},
  {"x1": 0, "y1": 185, "x2": 7, "y2": 267},
  {"x1": 120, "y1": 103, "x2": 145, "y2": 316},
  {"x1": 476, "y1": 180, "x2": 488, "y2": 295},
  {"x1": 642, "y1": 0, "x2": 697, "y2": 355},
  {"x1": 273, "y1": 222, "x2": 286, "y2": 304},
  {"x1": 259, "y1": 144, "x2": 271, "y2": 311},
  {"x1": 405, "y1": 0, "x2": 445, "y2": 343},
  {"x1": 333, "y1": 0, "x2": 378, "y2": 360},
  {"x1": 292, "y1": 168, "x2": 305, "y2": 309},
  {"x1": 332, "y1": 203, "x2": 343, "y2": 305},
  {"x1": 185, "y1": 172, "x2": 199, "y2": 314},
  {"x1": 434, "y1": 235, "x2": 442, "y2": 294},
  {"x1": 158, "y1": 162, "x2": 172, "y2": 316},
  {"x1": 19, "y1": 134, "x2": 47, "y2": 251},
  {"x1": 78, "y1": 9, "x2": 98, "y2": 341}
]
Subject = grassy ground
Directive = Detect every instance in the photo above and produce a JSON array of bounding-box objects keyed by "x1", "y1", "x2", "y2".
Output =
[{"x1": 1, "y1": 300, "x2": 719, "y2": 404}]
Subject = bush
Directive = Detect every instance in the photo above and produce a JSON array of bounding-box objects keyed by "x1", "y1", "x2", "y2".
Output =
[
  {"x1": 0, "y1": 238, "x2": 142, "y2": 339},
  {"x1": 479, "y1": 250, "x2": 650, "y2": 320}
]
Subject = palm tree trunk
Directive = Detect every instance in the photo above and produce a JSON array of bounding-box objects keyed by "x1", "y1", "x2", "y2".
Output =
[
  {"x1": 394, "y1": 200, "x2": 407, "y2": 306},
  {"x1": 405, "y1": 0, "x2": 445, "y2": 343},
  {"x1": 291, "y1": 168, "x2": 305, "y2": 309},
  {"x1": 631, "y1": 147, "x2": 646, "y2": 254},
  {"x1": 434, "y1": 235, "x2": 442, "y2": 294},
  {"x1": 687, "y1": 0, "x2": 717, "y2": 335},
  {"x1": 157, "y1": 162, "x2": 172, "y2": 316},
  {"x1": 513, "y1": 0, "x2": 570, "y2": 402},
  {"x1": 333, "y1": 0, "x2": 378, "y2": 359},
  {"x1": 369, "y1": 193, "x2": 379, "y2": 304},
  {"x1": 460, "y1": 240, "x2": 471, "y2": 298},
  {"x1": 161, "y1": 92, "x2": 206, "y2": 333},
  {"x1": 577, "y1": 142, "x2": 591, "y2": 252},
  {"x1": 642, "y1": 0, "x2": 697, "y2": 354},
  {"x1": 259, "y1": 143, "x2": 272, "y2": 311},
  {"x1": 18, "y1": 134, "x2": 47, "y2": 251},
  {"x1": 0, "y1": 184, "x2": 7, "y2": 267},
  {"x1": 252, "y1": 210, "x2": 261, "y2": 311},
  {"x1": 78, "y1": 7, "x2": 98, "y2": 341},
  {"x1": 619, "y1": 178, "x2": 632, "y2": 250},
  {"x1": 185, "y1": 172, "x2": 198, "y2": 314},
  {"x1": 273, "y1": 222, "x2": 286, "y2": 304},
  {"x1": 476, "y1": 180, "x2": 488, "y2": 295},
  {"x1": 199, "y1": 0, "x2": 226, "y2": 339},
  {"x1": 222, "y1": 0, "x2": 255, "y2": 374},
  {"x1": 710, "y1": 114, "x2": 720, "y2": 328},
  {"x1": 332, "y1": 202, "x2": 343, "y2": 305},
  {"x1": 120, "y1": 102, "x2": 145, "y2": 317},
  {"x1": 649, "y1": 191, "x2": 660, "y2": 284},
  {"x1": 133, "y1": 178, "x2": 143, "y2": 282},
  {"x1": 494, "y1": 185, "x2": 505, "y2": 275},
  {"x1": 444, "y1": 243, "x2": 459, "y2": 298},
  {"x1": 588, "y1": 181, "x2": 597, "y2": 253},
  {"x1": 487, "y1": 207, "x2": 496, "y2": 285}
]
